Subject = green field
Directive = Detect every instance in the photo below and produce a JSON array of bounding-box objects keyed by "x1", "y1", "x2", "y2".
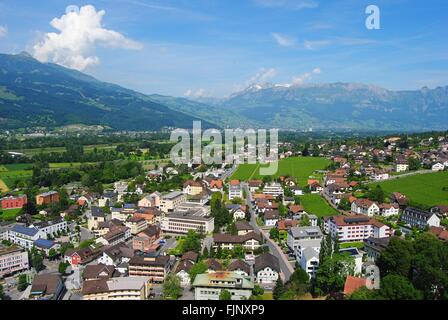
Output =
[
  {"x1": 299, "y1": 194, "x2": 340, "y2": 218},
  {"x1": 376, "y1": 171, "x2": 448, "y2": 207},
  {"x1": 0, "y1": 208, "x2": 22, "y2": 221},
  {"x1": 0, "y1": 169, "x2": 33, "y2": 188},
  {"x1": 231, "y1": 157, "x2": 330, "y2": 186},
  {"x1": 6, "y1": 144, "x2": 118, "y2": 156}
]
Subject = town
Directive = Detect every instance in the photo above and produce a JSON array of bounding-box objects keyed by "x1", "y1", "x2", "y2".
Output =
[{"x1": 0, "y1": 129, "x2": 447, "y2": 301}]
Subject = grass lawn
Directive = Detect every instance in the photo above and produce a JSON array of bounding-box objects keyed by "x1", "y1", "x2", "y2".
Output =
[
  {"x1": 299, "y1": 194, "x2": 340, "y2": 218},
  {"x1": 0, "y1": 208, "x2": 22, "y2": 221},
  {"x1": 231, "y1": 156, "x2": 330, "y2": 186},
  {"x1": 340, "y1": 241, "x2": 365, "y2": 249},
  {"x1": 261, "y1": 292, "x2": 273, "y2": 300},
  {"x1": 375, "y1": 171, "x2": 448, "y2": 207}
]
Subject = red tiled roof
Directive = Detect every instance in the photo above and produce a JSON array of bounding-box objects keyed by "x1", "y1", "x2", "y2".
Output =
[{"x1": 343, "y1": 276, "x2": 367, "y2": 295}]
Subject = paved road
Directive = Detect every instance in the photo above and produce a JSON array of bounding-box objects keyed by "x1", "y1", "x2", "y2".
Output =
[
  {"x1": 242, "y1": 183, "x2": 294, "y2": 281},
  {"x1": 221, "y1": 165, "x2": 237, "y2": 181}
]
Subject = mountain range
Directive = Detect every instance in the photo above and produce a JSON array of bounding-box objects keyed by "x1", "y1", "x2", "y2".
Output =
[
  {"x1": 1, "y1": 52, "x2": 447, "y2": 132},
  {"x1": 0, "y1": 52, "x2": 210, "y2": 131}
]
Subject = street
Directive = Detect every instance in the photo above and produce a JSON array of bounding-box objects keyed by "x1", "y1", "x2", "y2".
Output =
[{"x1": 242, "y1": 183, "x2": 294, "y2": 282}]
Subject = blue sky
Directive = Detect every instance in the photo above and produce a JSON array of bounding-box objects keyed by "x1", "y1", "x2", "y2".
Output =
[{"x1": 0, "y1": 0, "x2": 447, "y2": 97}]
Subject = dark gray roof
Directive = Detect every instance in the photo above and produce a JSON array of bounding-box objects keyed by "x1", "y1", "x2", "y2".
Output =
[{"x1": 254, "y1": 252, "x2": 280, "y2": 273}]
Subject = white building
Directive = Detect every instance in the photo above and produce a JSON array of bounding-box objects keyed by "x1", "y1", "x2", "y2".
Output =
[
  {"x1": 159, "y1": 191, "x2": 187, "y2": 213},
  {"x1": 193, "y1": 271, "x2": 254, "y2": 300},
  {"x1": 228, "y1": 180, "x2": 243, "y2": 201},
  {"x1": 324, "y1": 215, "x2": 391, "y2": 242},
  {"x1": 254, "y1": 253, "x2": 280, "y2": 284},
  {"x1": 263, "y1": 182, "x2": 284, "y2": 197},
  {"x1": 432, "y1": 163, "x2": 445, "y2": 172},
  {"x1": 351, "y1": 199, "x2": 380, "y2": 217},
  {"x1": 401, "y1": 207, "x2": 440, "y2": 229},
  {"x1": 286, "y1": 226, "x2": 323, "y2": 251}
]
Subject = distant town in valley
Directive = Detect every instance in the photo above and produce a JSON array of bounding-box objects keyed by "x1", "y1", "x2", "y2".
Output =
[{"x1": 0, "y1": 128, "x2": 447, "y2": 301}]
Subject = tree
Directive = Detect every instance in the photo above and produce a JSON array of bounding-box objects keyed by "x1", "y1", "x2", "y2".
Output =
[
  {"x1": 48, "y1": 248, "x2": 58, "y2": 261},
  {"x1": 252, "y1": 285, "x2": 265, "y2": 296},
  {"x1": 163, "y1": 274, "x2": 183, "y2": 300},
  {"x1": 269, "y1": 228, "x2": 280, "y2": 241},
  {"x1": 411, "y1": 233, "x2": 448, "y2": 299},
  {"x1": 301, "y1": 215, "x2": 311, "y2": 227},
  {"x1": 285, "y1": 268, "x2": 310, "y2": 297},
  {"x1": 379, "y1": 275, "x2": 422, "y2": 300},
  {"x1": 188, "y1": 261, "x2": 208, "y2": 283},
  {"x1": 31, "y1": 252, "x2": 44, "y2": 272},
  {"x1": 408, "y1": 157, "x2": 421, "y2": 171},
  {"x1": 377, "y1": 237, "x2": 414, "y2": 278},
  {"x1": 0, "y1": 284, "x2": 4, "y2": 300},
  {"x1": 273, "y1": 278, "x2": 286, "y2": 300},
  {"x1": 315, "y1": 253, "x2": 355, "y2": 295},
  {"x1": 219, "y1": 289, "x2": 232, "y2": 300},
  {"x1": 319, "y1": 234, "x2": 333, "y2": 266},
  {"x1": 181, "y1": 230, "x2": 202, "y2": 253},
  {"x1": 367, "y1": 185, "x2": 385, "y2": 204},
  {"x1": 17, "y1": 274, "x2": 28, "y2": 292},
  {"x1": 59, "y1": 262, "x2": 69, "y2": 275},
  {"x1": 338, "y1": 198, "x2": 351, "y2": 211},
  {"x1": 202, "y1": 246, "x2": 209, "y2": 259},
  {"x1": 232, "y1": 245, "x2": 245, "y2": 259},
  {"x1": 348, "y1": 287, "x2": 380, "y2": 300}
]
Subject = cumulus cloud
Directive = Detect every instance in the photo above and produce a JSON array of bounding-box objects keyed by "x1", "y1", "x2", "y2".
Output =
[
  {"x1": 271, "y1": 33, "x2": 296, "y2": 47},
  {"x1": 32, "y1": 5, "x2": 143, "y2": 71},
  {"x1": 254, "y1": 0, "x2": 318, "y2": 10},
  {"x1": 0, "y1": 26, "x2": 8, "y2": 38}
]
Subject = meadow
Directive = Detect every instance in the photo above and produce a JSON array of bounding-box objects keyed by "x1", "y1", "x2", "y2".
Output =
[
  {"x1": 375, "y1": 171, "x2": 448, "y2": 207},
  {"x1": 230, "y1": 156, "x2": 331, "y2": 186},
  {"x1": 299, "y1": 194, "x2": 340, "y2": 218}
]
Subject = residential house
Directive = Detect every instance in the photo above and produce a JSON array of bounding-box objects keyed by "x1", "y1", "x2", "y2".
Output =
[
  {"x1": 87, "y1": 207, "x2": 106, "y2": 231},
  {"x1": 263, "y1": 182, "x2": 284, "y2": 197},
  {"x1": 128, "y1": 255, "x2": 171, "y2": 283},
  {"x1": 351, "y1": 199, "x2": 380, "y2": 217},
  {"x1": 379, "y1": 203, "x2": 400, "y2": 217},
  {"x1": 125, "y1": 216, "x2": 148, "y2": 235},
  {"x1": 132, "y1": 225, "x2": 161, "y2": 253},
  {"x1": 193, "y1": 271, "x2": 254, "y2": 300},
  {"x1": 254, "y1": 253, "x2": 280, "y2": 284},
  {"x1": 286, "y1": 226, "x2": 323, "y2": 251},
  {"x1": 35, "y1": 191, "x2": 59, "y2": 206},
  {"x1": 29, "y1": 273, "x2": 64, "y2": 300},
  {"x1": 1, "y1": 194, "x2": 27, "y2": 210},
  {"x1": 264, "y1": 210, "x2": 280, "y2": 227},
  {"x1": 212, "y1": 232, "x2": 262, "y2": 252},
  {"x1": 82, "y1": 276, "x2": 151, "y2": 300},
  {"x1": 228, "y1": 180, "x2": 243, "y2": 200},
  {"x1": 183, "y1": 180, "x2": 204, "y2": 196},
  {"x1": 401, "y1": 207, "x2": 440, "y2": 228},
  {"x1": 432, "y1": 162, "x2": 445, "y2": 171},
  {"x1": 235, "y1": 220, "x2": 254, "y2": 236},
  {"x1": 228, "y1": 259, "x2": 251, "y2": 277}
]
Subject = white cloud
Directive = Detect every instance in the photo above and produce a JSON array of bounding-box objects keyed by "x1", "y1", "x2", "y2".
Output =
[
  {"x1": 248, "y1": 68, "x2": 277, "y2": 84},
  {"x1": 32, "y1": 5, "x2": 143, "y2": 71},
  {"x1": 271, "y1": 33, "x2": 296, "y2": 47},
  {"x1": 184, "y1": 88, "x2": 211, "y2": 98},
  {"x1": 304, "y1": 38, "x2": 376, "y2": 50},
  {"x1": 304, "y1": 39, "x2": 332, "y2": 50},
  {"x1": 0, "y1": 26, "x2": 8, "y2": 38},
  {"x1": 254, "y1": 0, "x2": 318, "y2": 10},
  {"x1": 291, "y1": 67, "x2": 321, "y2": 85}
]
